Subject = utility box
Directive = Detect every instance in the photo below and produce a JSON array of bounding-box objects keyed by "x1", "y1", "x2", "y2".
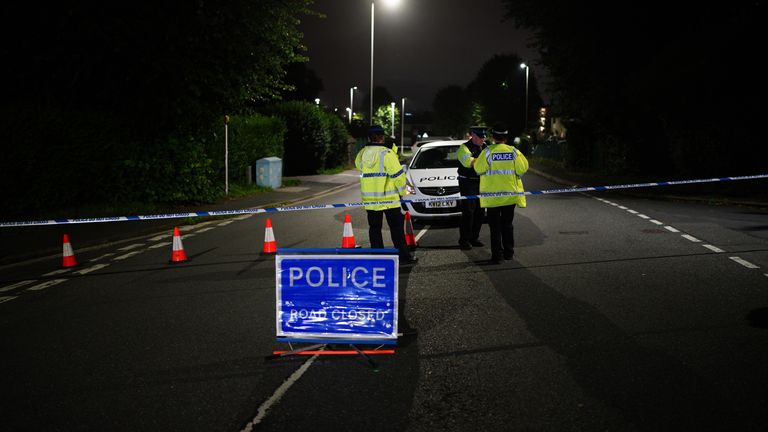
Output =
[{"x1": 256, "y1": 157, "x2": 282, "y2": 189}]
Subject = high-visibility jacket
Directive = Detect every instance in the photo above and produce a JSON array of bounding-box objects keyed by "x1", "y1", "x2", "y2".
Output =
[
  {"x1": 355, "y1": 142, "x2": 407, "y2": 210},
  {"x1": 473, "y1": 143, "x2": 528, "y2": 208}
]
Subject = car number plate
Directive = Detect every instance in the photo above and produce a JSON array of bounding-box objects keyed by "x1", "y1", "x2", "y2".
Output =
[{"x1": 425, "y1": 200, "x2": 456, "y2": 208}]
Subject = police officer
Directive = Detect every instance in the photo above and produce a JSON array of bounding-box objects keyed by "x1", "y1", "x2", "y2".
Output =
[
  {"x1": 456, "y1": 126, "x2": 488, "y2": 250},
  {"x1": 473, "y1": 124, "x2": 528, "y2": 264},
  {"x1": 355, "y1": 125, "x2": 417, "y2": 264}
]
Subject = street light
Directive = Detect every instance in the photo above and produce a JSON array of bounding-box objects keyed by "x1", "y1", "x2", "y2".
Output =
[
  {"x1": 400, "y1": 97, "x2": 406, "y2": 154},
  {"x1": 390, "y1": 102, "x2": 396, "y2": 138},
  {"x1": 349, "y1": 86, "x2": 357, "y2": 124},
  {"x1": 370, "y1": 0, "x2": 402, "y2": 125},
  {"x1": 519, "y1": 62, "x2": 529, "y2": 133},
  {"x1": 314, "y1": 97, "x2": 320, "y2": 106}
]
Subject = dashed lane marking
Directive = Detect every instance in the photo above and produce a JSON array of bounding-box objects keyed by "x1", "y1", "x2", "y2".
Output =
[
  {"x1": 627, "y1": 209, "x2": 639, "y2": 214},
  {"x1": 148, "y1": 241, "x2": 171, "y2": 249},
  {"x1": 637, "y1": 214, "x2": 651, "y2": 219},
  {"x1": 233, "y1": 214, "x2": 253, "y2": 221},
  {"x1": 0, "y1": 280, "x2": 36, "y2": 292},
  {"x1": 43, "y1": 269, "x2": 71, "y2": 276},
  {"x1": 27, "y1": 279, "x2": 67, "y2": 291},
  {"x1": 113, "y1": 251, "x2": 142, "y2": 261},
  {"x1": 649, "y1": 219, "x2": 663, "y2": 225},
  {"x1": 90, "y1": 253, "x2": 116, "y2": 262},
  {"x1": 118, "y1": 243, "x2": 144, "y2": 251},
  {"x1": 196, "y1": 227, "x2": 215, "y2": 233},
  {"x1": 149, "y1": 234, "x2": 170, "y2": 241},
  {"x1": 415, "y1": 225, "x2": 430, "y2": 243},
  {"x1": 664, "y1": 226, "x2": 680, "y2": 233},
  {"x1": 74, "y1": 263, "x2": 111, "y2": 275},
  {"x1": 0, "y1": 296, "x2": 17, "y2": 304},
  {"x1": 681, "y1": 234, "x2": 701, "y2": 243},
  {"x1": 702, "y1": 244, "x2": 725, "y2": 253},
  {"x1": 217, "y1": 220, "x2": 234, "y2": 227},
  {"x1": 729, "y1": 257, "x2": 760, "y2": 269}
]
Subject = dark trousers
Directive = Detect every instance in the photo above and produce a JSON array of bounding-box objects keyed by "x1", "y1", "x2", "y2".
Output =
[
  {"x1": 486, "y1": 205, "x2": 516, "y2": 258},
  {"x1": 367, "y1": 208, "x2": 409, "y2": 257},
  {"x1": 459, "y1": 197, "x2": 484, "y2": 243},
  {"x1": 458, "y1": 179, "x2": 483, "y2": 243}
]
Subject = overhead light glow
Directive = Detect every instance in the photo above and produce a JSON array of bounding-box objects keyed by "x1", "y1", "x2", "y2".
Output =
[{"x1": 382, "y1": 0, "x2": 402, "y2": 9}]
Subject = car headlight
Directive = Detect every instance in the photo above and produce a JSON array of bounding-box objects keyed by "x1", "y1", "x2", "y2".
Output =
[{"x1": 406, "y1": 180, "x2": 416, "y2": 194}]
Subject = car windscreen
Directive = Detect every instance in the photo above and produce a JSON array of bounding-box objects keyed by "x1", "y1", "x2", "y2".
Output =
[{"x1": 411, "y1": 146, "x2": 460, "y2": 169}]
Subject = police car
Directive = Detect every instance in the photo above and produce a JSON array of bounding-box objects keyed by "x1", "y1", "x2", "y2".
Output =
[{"x1": 402, "y1": 140, "x2": 464, "y2": 220}]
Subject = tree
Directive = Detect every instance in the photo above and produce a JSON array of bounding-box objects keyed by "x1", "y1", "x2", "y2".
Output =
[
  {"x1": 500, "y1": 0, "x2": 765, "y2": 176},
  {"x1": 283, "y1": 62, "x2": 325, "y2": 103},
  {"x1": 361, "y1": 86, "x2": 395, "y2": 123},
  {"x1": 469, "y1": 54, "x2": 541, "y2": 137},
  {"x1": 432, "y1": 86, "x2": 473, "y2": 137},
  {"x1": 373, "y1": 105, "x2": 400, "y2": 138}
]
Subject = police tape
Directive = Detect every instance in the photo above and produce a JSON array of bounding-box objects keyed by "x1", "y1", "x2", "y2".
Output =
[{"x1": 1, "y1": 174, "x2": 766, "y2": 228}]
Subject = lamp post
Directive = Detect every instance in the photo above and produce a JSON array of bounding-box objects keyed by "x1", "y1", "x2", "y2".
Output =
[
  {"x1": 400, "y1": 97, "x2": 406, "y2": 154},
  {"x1": 370, "y1": 0, "x2": 402, "y2": 125},
  {"x1": 349, "y1": 86, "x2": 357, "y2": 124},
  {"x1": 390, "y1": 102, "x2": 396, "y2": 138},
  {"x1": 519, "y1": 62, "x2": 529, "y2": 133}
]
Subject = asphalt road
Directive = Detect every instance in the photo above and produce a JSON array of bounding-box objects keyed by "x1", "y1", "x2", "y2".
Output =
[{"x1": 1, "y1": 172, "x2": 767, "y2": 431}]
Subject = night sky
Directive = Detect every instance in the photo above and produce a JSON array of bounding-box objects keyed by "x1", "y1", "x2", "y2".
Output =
[{"x1": 300, "y1": 0, "x2": 541, "y2": 112}]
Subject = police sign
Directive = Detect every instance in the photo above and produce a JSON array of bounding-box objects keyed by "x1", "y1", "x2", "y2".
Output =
[{"x1": 276, "y1": 250, "x2": 399, "y2": 341}]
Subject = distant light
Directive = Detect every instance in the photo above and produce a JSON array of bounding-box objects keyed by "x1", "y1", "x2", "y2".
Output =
[
  {"x1": 314, "y1": 98, "x2": 320, "y2": 105},
  {"x1": 383, "y1": 0, "x2": 402, "y2": 8},
  {"x1": 520, "y1": 62, "x2": 527, "y2": 69}
]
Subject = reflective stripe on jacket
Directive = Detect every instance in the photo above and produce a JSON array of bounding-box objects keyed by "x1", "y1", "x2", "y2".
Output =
[
  {"x1": 473, "y1": 143, "x2": 528, "y2": 208},
  {"x1": 355, "y1": 143, "x2": 407, "y2": 210}
]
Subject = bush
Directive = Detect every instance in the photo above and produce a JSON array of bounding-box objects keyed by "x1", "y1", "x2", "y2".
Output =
[
  {"x1": 225, "y1": 114, "x2": 286, "y2": 183},
  {"x1": 322, "y1": 112, "x2": 352, "y2": 168},
  {"x1": 268, "y1": 101, "x2": 330, "y2": 175}
]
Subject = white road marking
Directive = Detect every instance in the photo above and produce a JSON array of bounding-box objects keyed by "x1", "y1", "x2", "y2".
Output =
[
  {"x1": 113, "y1": 251, "x2": 142, "y2": 261},
  {"x1": 90, "y1": 253, "x2": 115, "y2": 262},
  {"x1": 149, "y1": 234, "x2": 170, "y2": 241},
  {"x1": 415, "y1": 225, "x2": 430, "y2": 242},
  {"x1": 681, "y1": 234, "x2": 701, "y2": 243},
  {"x1": 702, "y1": 244, "x2": 725, "y2": 253},
  {"x1": 637, "y1": 214, "x2": 650, "y2": 219},
  {"x1": 241, "y1": 355, "x2": 320, "y2": 431},
  {"x1": 627, "y1": 209, "x2": 639, "y2": 214},
  {"x1": 0, "y1": 296, "x2": 18, "y2": 304},
  {"x1": 664, "y1": 226, "x2": 680, "y2": 233},
  {"x1": 43, "y1": 269, "x2": 71, "y2": 276},
  {"x1": 0, "y1": 280, "x2": 36, "y2": 292},
  {"x1": 617, "y1": 205, "x2": 628, "y2": 210},
  {"x1": 196, "y1": 227, "x2": 215, "y2": 233},
  {"x1": 148, "y1": 241, "x2": 172, "y2": 249},
  {"x1": 649, "y1": 219, "x2": 663, "y2": 225},
  {"x1": 234, "y1": 214, "x2": 253, "y2": 221},
  {"x1": 74, "y1": 263, "x2": 110, "y2": 275},
  {"x1": 217, "y1": 220, "x2": 234, "y2": 227},
  {"x1": 118, "y1": 243, "x2": 144, "y2": 251},
  {"x1": 729, "y1": 257, "x2": 759, "y2": 269},
  {"x1": 183, "y1": 234, "x2": 195, "y2": 239},
  {"x1": 27, "y1": 279, "x2": 67, "y2": 291}
]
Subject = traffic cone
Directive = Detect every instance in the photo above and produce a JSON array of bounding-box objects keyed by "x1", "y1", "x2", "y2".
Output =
[
  {"x1": 341, "y1": 213, "x2": 356, "y2": 248},
  {"x1": 61, "y1": 233, "x2": 78, "y2": 268},
  {"x1": 170, "y1": 227, "x2": 188, "y2": 263},
  {"x1": 404, "y1": 211, "x2": 417, "y2": 250},
  {"x1": 262, "y1": 218, "x2": 277, "y2": 254}
]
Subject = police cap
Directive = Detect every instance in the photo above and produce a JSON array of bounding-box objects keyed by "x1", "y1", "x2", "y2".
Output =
[
  {"x1": 368, "y1": 124, "x2": 385, "y2": 135},
  {"x1": 491, "y1": 123, "x2": 509, "y2": 136},
  {"x1": 469, "y1": 126, "x2": 487, "y2": 138}
]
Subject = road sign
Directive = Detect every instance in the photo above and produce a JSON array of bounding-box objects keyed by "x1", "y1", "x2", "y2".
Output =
[{"x1": 276, "y1": 250, "x2": 399, "y2": 342}]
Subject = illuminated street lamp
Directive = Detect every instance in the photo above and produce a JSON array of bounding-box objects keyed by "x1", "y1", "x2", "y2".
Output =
[
  {"x1": 400, "y1": 97, "x2": 406, "y2": 154},
  {"x1": 349, "y1": 86, "x2": 357, "y2": 124},
  {"x1": 370, "y1": 0, "x2": 402, "y2": 124},
  {"x1": 314, "y1": 97, "x2": 320, "y2": 106},
  {"x1": 390, "y1": 102, "x2": 396, "y2": 138},
  {"x1": 520, "y1": 62, "x2": 529, "y2": 132}
]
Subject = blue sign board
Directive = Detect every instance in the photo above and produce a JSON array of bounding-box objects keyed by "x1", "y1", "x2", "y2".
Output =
[{"x1": 276, "y1": 251, "x2": 399, "y2": 341}]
